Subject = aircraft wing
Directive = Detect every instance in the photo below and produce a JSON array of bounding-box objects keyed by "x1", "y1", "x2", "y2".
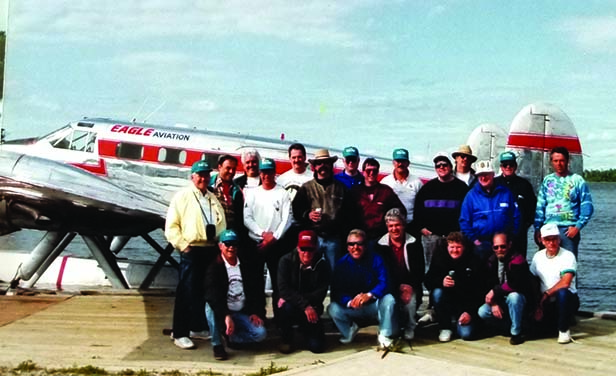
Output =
[{"x1": 0, "y1": 150, "x2": 167, "y2": 236}]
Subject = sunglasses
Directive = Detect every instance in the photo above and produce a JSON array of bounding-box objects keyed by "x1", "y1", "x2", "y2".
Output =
[
  {"x1": 345, "y1": 157, "x2": 358, "y2": 163},
  {"x1": 435, "y1": 163, "x2": 449, "y2": 169},
  {"x1": 223, "y1": 241, "x2": 238, "y2": 247},
  {"x1": 492, "y1": 244, "x2": 507, "y2": 250},
  {"x1": 347, "y1": 241, "x2": 365, "y2": 247},
  {"x1": 501, "y1": 162, "x2": 516, "y2": 168},
  {"x1": 364, "y1": 168, "x2": 379, "y2": 175},
  {"x1": 458, "y1": 155, "x2": 469, "y2": 159}
]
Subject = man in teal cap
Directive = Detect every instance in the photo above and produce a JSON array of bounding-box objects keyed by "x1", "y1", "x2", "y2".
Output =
[
  {"x1": 381, "y1": 148, "x2": 423, "y2": 232},
  {"x1": 335, "y1": 146, "x2": 364, "y2": 188},
  {"x1": 244, "y1": 158, "x2": 293, "y2": 320},
  {"x1": 494, "y1": 151, "x2": 536, "y2": 257},
  {"x1": 165, "y1": 160, "x2": 227, "y2": 350},
  {"x1": 205, "y1": 229, "x2": 267, "y2": 360}
]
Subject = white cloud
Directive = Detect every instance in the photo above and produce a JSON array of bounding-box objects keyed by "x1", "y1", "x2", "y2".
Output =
[
  {"x1": 182, "y1": 99, "x2": 218, "y2": 112},
  {"x1": 557, "y1": 15, "x2": 616, "y2": 52},
  {"x1": 10, "y1": 0, "x2": 369, "y2": 49}
]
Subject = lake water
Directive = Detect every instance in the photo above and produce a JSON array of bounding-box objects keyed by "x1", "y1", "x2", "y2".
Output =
[{"x1": 1, "y1": 182, "x2": 614, "y2": 312}]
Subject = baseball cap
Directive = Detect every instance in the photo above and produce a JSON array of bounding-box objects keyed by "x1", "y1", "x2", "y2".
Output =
[
  {"x1": 475, "y1": 160, "x2": 494, "y2": 175},
  {"x1": 191, "y1": 160, "x2": 212, "y2": 174},
  {"x1": 259, "y1": 158, "x2": 276, "y2": 171},
  {"x1": 342, "y1": 146, "x2": 359, "y2": 158},
  {"x1": 220, "y1": 229, "x2": 239, "y2": 243},
  {"x1": 500, "y1": 151, "x2": 517, "y2": 164},
  {"x1": 433, "y1": 152, "x2": 452, "y2": 165},
  {"x1": 392, "y1": 148, "x2": 409, "y2": 161},
  {"x1": 297, "y1": 230, "x2": 318, "y2": 250},
  {"x1": 541, "y1": 223, "x2": 560, "y2": 238}
]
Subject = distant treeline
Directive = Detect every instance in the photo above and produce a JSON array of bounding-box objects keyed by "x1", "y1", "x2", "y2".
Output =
[{"x1": 583, "y1": 169, "x2": 616, "y2": 182}]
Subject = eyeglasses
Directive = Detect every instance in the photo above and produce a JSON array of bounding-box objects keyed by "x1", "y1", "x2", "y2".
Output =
[
  {"x1": 223, "y1": 241, "x2": 238, "y2": 247},
  {"x1": 492, "y1": 244, "x2": 507, "y2": 250},
  {"x1": 435, "y1": 163, "x2": 449, "y2": 169},
  {"x1": 347, "y1": 241, "x2": 364, "y2": 247},
  {"x1": 364, "y1": 168, "x2": 379, "y2": 175},
  {"x1": 458, "y1": 155, "x2": 469, "y2": 159}
]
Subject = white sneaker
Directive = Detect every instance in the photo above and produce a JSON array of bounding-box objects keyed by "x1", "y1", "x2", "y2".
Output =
[
  {"x1": 558, "y1": 330, "x2": 572, "y2": 344},
  {"x1": 418, "y1": 310, "x2": 434, "y2": 324},
  {"x1": 438, "y1": 329, "x2": 452, "y2": 342},
  {"x1": 378, "y1": 333, "x2": 394, "y2": 348},
  {"x1": 174, "y1": 337, "x2": 195, "y2": 349},
  {"x1": 339, "y1": 322, "x2": 359, "y2": 344},
  {"x1": 190, "y1": 330, "x2": 211, "y2": 340}
]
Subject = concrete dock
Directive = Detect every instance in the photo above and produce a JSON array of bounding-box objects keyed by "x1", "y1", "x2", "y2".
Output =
[{"x1": 1, "y1": 292, "x2": 615, "y2": 375}]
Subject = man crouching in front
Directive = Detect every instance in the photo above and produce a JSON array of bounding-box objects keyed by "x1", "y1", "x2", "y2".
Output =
[
  {"x1": 205, "y1": 230, "x2": 267, "y2": 360},
  {"x1": 328, "y1": 229, "x2": 398, "y2": 349}
]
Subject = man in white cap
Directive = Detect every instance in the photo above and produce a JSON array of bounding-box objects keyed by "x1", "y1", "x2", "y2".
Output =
[
  {"x1": 530, "y1": 223, "x2": 579, "y2": 344},
  {"x1": 292, "y1": 149, "x2": 355, "y2": 270},
  {"x1": 451, "y1": 145, "x2": 477, "y2": 186},
  {"x1": 459, "y1": 160, "x2": 520, "y2": 261}
]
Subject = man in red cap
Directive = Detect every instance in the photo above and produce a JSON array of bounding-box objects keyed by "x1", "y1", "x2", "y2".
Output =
[{"x1": 276, "y1": 230, "x2": 331, "y2": 354}]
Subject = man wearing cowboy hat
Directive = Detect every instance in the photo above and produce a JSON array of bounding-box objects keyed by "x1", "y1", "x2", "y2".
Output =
[
  {"x1": 292, "y1": 149, "x2": 356, "y2": 270},
  {"x1": 452, "y1": 145, "x2": 477, "y2": 186}
]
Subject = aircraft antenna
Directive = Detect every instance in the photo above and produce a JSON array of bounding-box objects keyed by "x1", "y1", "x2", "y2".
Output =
[
  {"x1": 133, "y1": 97, "x2": 150, "y2": 123},
  {"x1": 143, "y1": 100, "x2": 166, "y2": 123}
]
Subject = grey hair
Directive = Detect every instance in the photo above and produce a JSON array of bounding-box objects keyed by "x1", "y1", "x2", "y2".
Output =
[
  {"x1": 241, "y1": 148, "x2": 260, "y2": 164},
  {"x1": 347, "y1": 228, "x2": 366, "y2": 240},
  {"x1": 384, "y1": 208, "x2": 405, "y2": 224}
]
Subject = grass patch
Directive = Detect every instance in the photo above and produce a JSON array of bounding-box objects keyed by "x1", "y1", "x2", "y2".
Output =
[
  {"x1": 245, "y1": 362, "x2": 288, "y2": 376},
  {"x1": 14, "y1": 360, "x2": 40, "y2": 372}
]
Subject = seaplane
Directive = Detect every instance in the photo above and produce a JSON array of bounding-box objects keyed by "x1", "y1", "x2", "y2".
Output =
[{"x1": 0, "y1": 102, "x2": 584, "y2": 291}]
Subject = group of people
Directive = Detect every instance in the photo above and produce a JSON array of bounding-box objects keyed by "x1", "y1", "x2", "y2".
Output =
[{"x1": 164, "y1": 141, "x2": 594, "y2": 360}]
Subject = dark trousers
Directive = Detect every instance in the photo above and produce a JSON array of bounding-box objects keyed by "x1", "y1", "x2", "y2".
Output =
[
  {"x1": 278, "y1": 301, "x2": 325, "y2": 353},
  {"x1": 538, "y1": 288, "x2": 580, "y2": 333},
  {"x1": 172, "y1": 246, "x2": 217, "y2": 338}
]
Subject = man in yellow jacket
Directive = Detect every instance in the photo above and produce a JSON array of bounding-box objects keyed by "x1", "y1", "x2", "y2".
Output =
[{"x1": 165, "y1": 160, "x2": 227, "y2": 349}]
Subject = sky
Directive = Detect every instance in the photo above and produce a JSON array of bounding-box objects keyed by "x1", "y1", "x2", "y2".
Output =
[{"x1": 1, "y1": 0, "x2": 615, "y2": 170}]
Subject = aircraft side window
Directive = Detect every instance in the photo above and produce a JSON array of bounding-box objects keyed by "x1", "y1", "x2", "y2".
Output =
[
  {"x1": 157, "y1": 148, "x2": 186, "y2": 164},
  {"x1": 116, "y1": 142, "x2": 144, "y2": 160},
  {"x1": 200, "y1": 152, "x2": 221, "y2": 169}
]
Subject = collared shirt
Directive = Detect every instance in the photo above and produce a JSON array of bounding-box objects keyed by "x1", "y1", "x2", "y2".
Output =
[{"x1": 380, "y1": 173, "x2": 423, "y2": 223}]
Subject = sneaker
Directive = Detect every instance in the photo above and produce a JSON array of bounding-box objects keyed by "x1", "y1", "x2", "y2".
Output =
[
  {"x1": 213, "y1": 345, "x2": 228, "y2": 360},
  {"x1": 174, "y1": 337, "x2": 195, "y2": 349},
  {"x1": 279, "y1": 342, "x2": 293, "y2": 354},
  {"x1": 438, "y1": 329, "x2": 452, "y2": 342},
  {"x1": 378, "y1": 333, "x2": 394, "y2": 348},
  {"x1": 190, "y1": 330, "x2": 211, "y2": 340},
  {"x1": 418, "y1": 311, "x2": 434, "y2": 324},
  {"x1": 339, "y1": 322, "x2": 359, "y2": 344},
  {"x1": 558, "y1": 330, "x2": 572, "y2": 344},
  {"x1": 509, "y1": 334, "x2": 524, "y2": 345}
]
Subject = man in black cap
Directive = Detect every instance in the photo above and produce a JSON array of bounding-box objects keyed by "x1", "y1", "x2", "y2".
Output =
[
  {"x1": 494, "y1": 151, "x2": 536, "y2": 257},
  {"x1": 293, "y1": 149, "x2": 355, "y2": 270}
]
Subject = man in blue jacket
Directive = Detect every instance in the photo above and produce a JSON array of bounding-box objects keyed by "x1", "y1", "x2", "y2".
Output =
[
  {"x1": 459, "y1": 160, "x2": 520, "y2": 261},
  {"x1": 327, "y1": 229, "x2": 397, "y2": 349}
]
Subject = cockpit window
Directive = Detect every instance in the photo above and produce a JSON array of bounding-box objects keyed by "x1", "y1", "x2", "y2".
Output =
[{"x1": 43, "y1": 126, "x2": 97, "y2": 152}]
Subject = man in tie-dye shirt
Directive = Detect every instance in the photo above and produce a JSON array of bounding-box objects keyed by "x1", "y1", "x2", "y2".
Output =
[{"x1": 534, "y1": 146, "x2": 594, "y2": 258}]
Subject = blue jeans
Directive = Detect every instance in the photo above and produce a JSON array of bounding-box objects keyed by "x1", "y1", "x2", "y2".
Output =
[
  {"x1": 539, "y1": 288, "x2": 580, "y2": 333},
  {"x1": 399, "y1": 291, "x2": 418, "y2": 337},
  {"x1": 432, "y1": 288, "x2": 475, "y2": 340},
  {"x1": 205, "y1": 303, "x2": 267, "y2": 347},
  {"x1": 172, "y1": 247, "x2": 216, "y2": 338},
  {"x1": 558, "y1": 226, "x2": 580, "y2": 258},
  {"x1": 478, "y1": 292, "x2": 526, "y2": 336},
  {"x1": 328, "y1": 294, "x2": 398, "y2": 341},
  {"x1": 318, "y1": 236, "x2": 342, "y2": 272}
]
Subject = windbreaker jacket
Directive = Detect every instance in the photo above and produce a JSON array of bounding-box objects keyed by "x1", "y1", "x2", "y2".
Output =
[
  {"x1": 375, "y1": 233, "x2": 424, "y2": 296},
  {"x1": 164, "y1": 184, "x2": 227, "y2": 251},
  {"x1": 330, "y1": 251, "x2": 390, "y2": 307}
]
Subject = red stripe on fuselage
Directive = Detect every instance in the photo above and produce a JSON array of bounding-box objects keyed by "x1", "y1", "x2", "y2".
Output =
[
  {"x1": 70, "y1": 158, "x2": 108, "y2": 175},
  {"x1": 507, "y1": 133, "x2": 582, "y2": 154}
]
